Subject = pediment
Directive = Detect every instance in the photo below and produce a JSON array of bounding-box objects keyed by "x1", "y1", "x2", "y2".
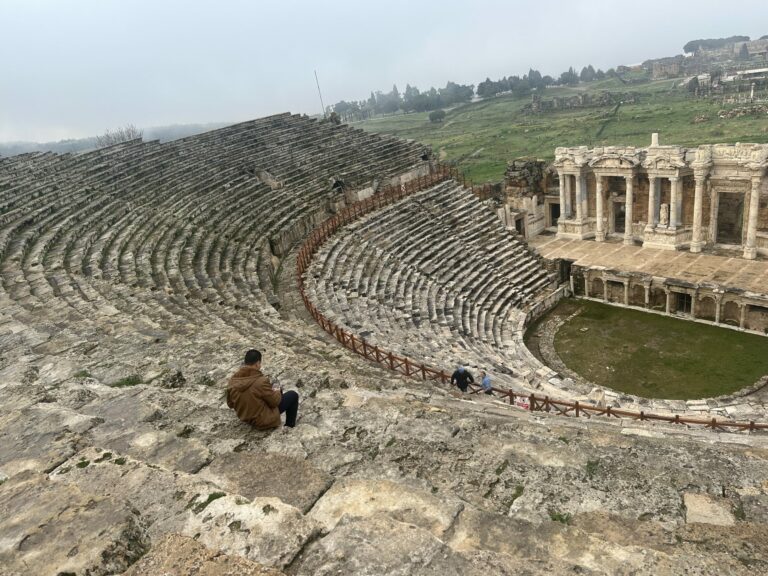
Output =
[{"x1": 588, "y1": 154, "x2": 640, "y2": 169}]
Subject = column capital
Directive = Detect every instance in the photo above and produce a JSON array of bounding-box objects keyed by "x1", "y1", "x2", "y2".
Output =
[{"x1": 693, "y1": 171, "x2": 708, "y2": 183}]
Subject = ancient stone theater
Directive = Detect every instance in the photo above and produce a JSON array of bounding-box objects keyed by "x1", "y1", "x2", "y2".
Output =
[{"x1": 3, "y1": 117, "x2": 768, "y2": 575}]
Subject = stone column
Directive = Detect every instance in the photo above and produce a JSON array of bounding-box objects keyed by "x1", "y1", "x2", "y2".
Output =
[
  {"x1": 584, "y1": 275, "x2": 589, "y2": 297},
  {"x1": 692, "y1": 290, "x2": 698, "y2": 318},
  {"x1": 669, "y1": 176, "x2": 679, "y2": 231},
  {"x1": 646, "y1": 176, "x2": 657, "y2": 231},
  {"x1": 624, "y1": 174, "x2": 634, "y2": 245},
  {"x1": 665, "y1": 288, "x2": 671, "y2": 314},
  {"x1": 564, "y1": 174, "x2": 572, "y2": 218},
  {"x1": 714, "y1": 293, "x2": 723, "y2": 324},
  {"x1": 743, "y1": 174, "x2": 762, "y2": 260},
  {"x1": 595, "y1": 176, "x2": 605, "y2": 241},
  {"x1": 691, "y1": 175, "x2": 706, "y2": 253},
  {"x1": 580, "y1": 174, "x2": 589, "y2": 220},
  {"x1": 574, "y1": 174, "x2": 584, "y2": 222},
  {"x1": 740, "y1": 303, "x2": 747, "y2": 329},
  {"x1": 603, "y1": 277, "x2": 609, "y2": 302},
  {"x1": 643, "y1": 282, "x2": 651, "y2": 309},
  {"x1": 558, "y1": 171, "x2": 566, "y2": 221},
  {"x1": 623, "y1": 280, "x2": 629, "y2": 306}
]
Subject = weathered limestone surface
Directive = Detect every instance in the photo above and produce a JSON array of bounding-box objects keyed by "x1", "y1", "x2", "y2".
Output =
[
  {"x1": 308, "y1": 478, "x2": 463, "y2": 536},
  {"x1": 0, "y1": 471, "x2": 149, "y2": 575},
  {"x1": 2, "y1": 117, "x2": 768, "y2": 575},
  {"x1": 684, "y1": 492, "x2": 736, "y2": 526},
  {"x1": 184, "y1": 495, "x2": 322, "y2": 568},
  {"x1": 198, "y1": 452, "x2": 333, "y2": 513},
  {"x1": 123, "y1": 534, "x2": 286, "y2": 576}
]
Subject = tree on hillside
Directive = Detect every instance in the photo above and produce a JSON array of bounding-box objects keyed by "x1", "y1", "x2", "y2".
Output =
[
  {"x1": 402, "y1": 84, "x2": 421, "y2": 112},
  {"x1": 95, "y1": 124, "x2": 143, "y2": 148},
  {"x1": 527, "y1": 68, "x2": 545, "y2": 91},
  {"x1": 738, "y1": 43, "x2": 750, "y2": 60},
  {"x1": 439, "y1": 81, "x2": 474, "y2": 105},
  {"x1": 580, "y1": 65, "x2": 596, "y2": 82},
  {"x1": 429, "y1": 109, "x2": 446, "y2": 123},
  {"x1": 559, "y1": 67, "x2": 579, "y2": 86}
]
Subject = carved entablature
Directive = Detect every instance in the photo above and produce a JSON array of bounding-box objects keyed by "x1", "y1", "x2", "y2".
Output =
[
  {"x1": 552, "y1": 141, "x2": 768, "y2": 181},
  {"x1": 588, "y1": 148, "x2": 642, "y2": 175},
  {"x1": 554, "y1": 146, "x2": 592, "y2": 172},
  {"x1": 710, "y1": 144, "x2": 768, "y2": 167},
  {"x1": 642, "y1": 146, "x2": 689, "y2": 177},
  {"x1": 708, "y1": 144, "x2": 768, "y2": 179}
]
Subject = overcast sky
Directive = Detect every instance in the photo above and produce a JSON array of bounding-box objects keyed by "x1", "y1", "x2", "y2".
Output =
[{"x1": 1, "y1": 0, "x2": 766, "y2": 142}]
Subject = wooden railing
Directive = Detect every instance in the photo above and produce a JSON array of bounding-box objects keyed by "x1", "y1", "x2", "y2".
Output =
[{"x1": 296, "y1": 167, "x2": 768, "y2": 433}]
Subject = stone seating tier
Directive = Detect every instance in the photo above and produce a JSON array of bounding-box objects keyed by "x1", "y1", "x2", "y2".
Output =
[
  {"x1": 0, "y1": 113, "x2": 428, "y2": 386},
  {"x1": 304, "y1": 180, "x2": 555, "y2": 392}
]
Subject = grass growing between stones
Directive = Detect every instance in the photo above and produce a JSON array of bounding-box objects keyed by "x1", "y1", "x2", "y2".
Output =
[
  {"x1": 110, "y1": 374, "x2": 142, "y2": 388},
  {"x1": 551, "y1": 299, "x2": 768, "y2": 399}
]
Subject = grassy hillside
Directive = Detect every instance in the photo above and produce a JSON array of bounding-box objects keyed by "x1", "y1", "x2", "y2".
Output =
[{"x1": 355, "y1": 78, "x2": 768, "y2": 183}]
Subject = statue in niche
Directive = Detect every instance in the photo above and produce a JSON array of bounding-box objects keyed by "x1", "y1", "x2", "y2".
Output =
[{"x1": 659, "y1": 203, "x2": 669, "y2": 227}]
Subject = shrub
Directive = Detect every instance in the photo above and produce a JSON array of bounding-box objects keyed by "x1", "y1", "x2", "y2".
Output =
[{"x1": 429, "y1": 109, "x2": 446, "y2": 123}]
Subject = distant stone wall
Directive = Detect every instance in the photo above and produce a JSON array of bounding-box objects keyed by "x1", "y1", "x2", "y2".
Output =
[{"x1": 526, "y1": 91, "x2": 639, "y2": 114}]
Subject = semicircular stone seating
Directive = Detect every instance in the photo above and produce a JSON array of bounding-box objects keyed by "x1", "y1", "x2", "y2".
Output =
[
  {"x1": 0, "y1": 113, "x2": 430, "y2": 387},
  {"x1": 303, "y1": 180, "x2": 558, "y2": 393}
]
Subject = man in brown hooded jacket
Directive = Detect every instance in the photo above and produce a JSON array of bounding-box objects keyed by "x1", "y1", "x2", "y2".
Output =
[{"x1": 227, "y1": 349, "x2": 299, "y2": 429}]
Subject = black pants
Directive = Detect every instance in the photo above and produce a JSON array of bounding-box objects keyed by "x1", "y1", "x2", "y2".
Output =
[{"x1": 279, "y1": 390, "x2": 299, "y2": 427}]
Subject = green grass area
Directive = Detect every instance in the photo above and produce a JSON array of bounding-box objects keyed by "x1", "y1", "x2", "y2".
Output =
[
  {"x1": 355, "y1": 79, "x2": 768, "y2": 183},
  {"x1": 551, "y1": 300, "x2": 768, "y2": 399}
]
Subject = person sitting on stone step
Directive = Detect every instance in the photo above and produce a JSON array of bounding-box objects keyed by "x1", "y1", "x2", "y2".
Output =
[
  {"x1": 480, "y1": 370, "x2": 493, "y2": 395},
  {"x1": 451, "y1": 365, "x2": 474, "y2": 393},
  {"x1": 226, "y1": 349, "x2": 299, "y2": 429}
]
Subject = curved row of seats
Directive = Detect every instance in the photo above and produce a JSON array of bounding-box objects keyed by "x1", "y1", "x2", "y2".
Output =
[
  {"x1": 0, "y1": 114, "x2": 429, "y2": 375},
  {"x1": 303, "y1": 180, "x2": 556, "y2": 391}
]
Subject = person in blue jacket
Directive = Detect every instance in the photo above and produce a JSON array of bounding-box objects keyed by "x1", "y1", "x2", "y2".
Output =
[{"x1": 480, "y1": 370, "x2": 493, "y2": 395}]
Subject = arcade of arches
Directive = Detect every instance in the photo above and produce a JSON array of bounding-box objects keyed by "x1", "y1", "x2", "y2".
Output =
[{"x1": 574, "y1": 267, "x2": 768, "y2": 334}]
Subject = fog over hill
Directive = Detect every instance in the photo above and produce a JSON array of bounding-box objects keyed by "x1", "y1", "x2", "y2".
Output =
[
  {"x1": 0, "y1": 122, "x2": 232, "y2": 157},
  {"x1": 2, "y1": 0, "x2": 767, "y2": 143}
]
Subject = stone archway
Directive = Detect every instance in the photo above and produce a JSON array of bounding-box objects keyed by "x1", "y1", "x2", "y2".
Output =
[
  {"x1": 722, "y1": 300, "x2": 740, "y2": 326},
  {"x1": 696, "y1": 296, "x2": 717, "y2": 321},
  {"x1": 746, "y1": 305, "x2": 768, "y2": 333},
  {"x1": 591, "y1": 277, "x2": 604, "y2": 299},
  {"x1": 607, "y1": 281, "x2": 624, "y2": 304},
  {"x1": 649, "y1": 287, "x2": 666, "y2": 311}
]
